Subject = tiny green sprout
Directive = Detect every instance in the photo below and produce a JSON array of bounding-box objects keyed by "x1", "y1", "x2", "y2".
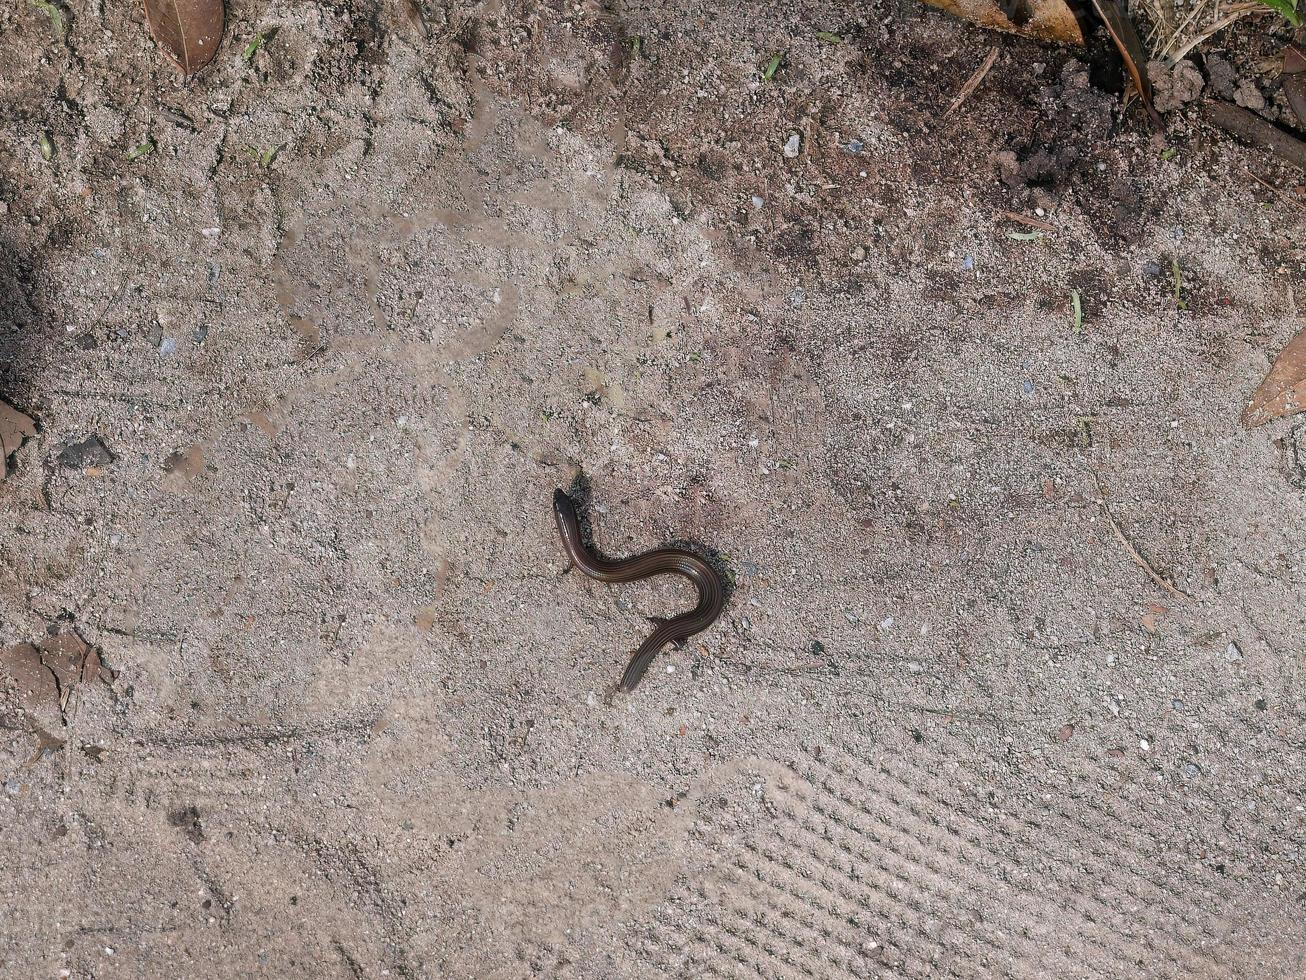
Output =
[
  {"x1": 1171, "y1": 257, "x2": 1187, "y2": 310},
  {"x1": 762, "y1": 52, "x2": 784, "y2": 81},
  {"x1": 246, "y1": 145, "x2": 282, "y2": 168},
  {"x1": 1160, "y1": 147, "x2": 1178, "y2": 161},
  {"x1": 125, "y1": 140, "x2": 155, "y2": 161},
  {"x1": 1256, "y1": 0, "x2": 1300, "y2": 27},
  {"x1": 27, "y1": 0, "x2": 65, "y2": 38},
  {"x1": 1008, "y1": 230, "x2": 1044, "y2": 241},
  {"x1": 243, "y1": 33, "x2": 266, "y2": 64},
  {"x1": 628, "y1": 35, "x2": 643, "y2": 57},
  {"x1": 688, "y1": 351, "x2": 702, "y2": 362},
  {"x1": 1076, "y1": 415, "x2": 1095, "y2": 448},
  {"x1": 1071, "y1": 289, "x2": 1083, "y2": 333},
  {"x1": 814, "y1": 30, "x2": 843, "y2": 43},
  {"x1": 39, "y1": 133, "x2": 54, "y2": 162}
]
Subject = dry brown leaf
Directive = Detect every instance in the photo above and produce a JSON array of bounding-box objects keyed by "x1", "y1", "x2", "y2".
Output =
[
  {"x1": 1285, "y1": 33, "x2": 1306, "y2": 132},
  {"x1": 0, "y1": 401, "x2": 35, "y2": 477},
  {"x1": 1090, "y1": 0, "x2": 1162, "y2": 127},
  {"x1": 143, "y1": 0, "x2": 225, "y2": 76},
  {"x1": 922, "y1": 0, "x2": 1084, "y2": 44},
  {"x1": 1, "y1": 643, "x2": 58, "y2": 714},
  {"x1": 1244, "y1": 325, "x2": 1306, "y2": 427}
]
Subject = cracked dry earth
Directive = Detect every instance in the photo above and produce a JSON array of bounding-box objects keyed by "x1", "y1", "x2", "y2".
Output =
[{"x1": 2, "y1": 0, "x2": 1306, "y2": 977}]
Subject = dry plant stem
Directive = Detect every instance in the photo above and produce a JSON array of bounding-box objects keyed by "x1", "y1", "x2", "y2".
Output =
[
  {"x1": 1000, "y1": 210, "x2": 1057, "y2": 230},
  {"x1": 1094, "y1": 479, "x2": 1191, "y2": 599},
  {"x1": 1247, "y1": 169, "x2": 1306, "y2": 210},
  {"x1": 1166, "y1": 4, "x2": 1266, "y2": 63},
  {"x1": 945, "y1": 47, "x2": 999, "y2": 116},
  {"x1": 1102, "y1": 506, "x2": 1190, "y2": 598},
  {"x1": 1207, "y1": 100, "x2": 1306, "y2": 170}
]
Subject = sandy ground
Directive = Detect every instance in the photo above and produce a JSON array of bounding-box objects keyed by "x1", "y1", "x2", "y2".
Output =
[{"x1": 2, "y1": 0, "x2": 1306, "y2": 977}]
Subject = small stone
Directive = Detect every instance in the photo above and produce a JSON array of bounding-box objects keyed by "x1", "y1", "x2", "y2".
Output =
[
  {"x1": 845, "y1": 138, "x2": 865, "y2": 154},
  {"x1": 787, "y1": 287, "x2": 806, "y2": 308},
  {"x1": 1183, "y1": 762, "x2": 1201, "y2": 778},
  {"x1": 58, "y1": 435, "x2": 115, "y2": 469},
  {"x1": 1139, "y1": 737, "x2": 1150, "y2": 751},
  {"x1": 783, "y1": 133, "x2": 801, "y2": 158},
  {"x1": 750, "y1": 195, "x2": 764, "y2": 210},
  {"x1": 1225, "y1": 641, "x2": 1243, "y2": 662},
  {"x1": 159, "y1": 337, "x2": 177, "y2": 355},
  {"x1": 849, "y1": 245, "x2": 866, "y2": 261}
]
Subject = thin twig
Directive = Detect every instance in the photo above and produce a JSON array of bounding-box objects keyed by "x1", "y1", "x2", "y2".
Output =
[
  {"x1": 1000, "y1": 210, "x2": 1057, "y2": 231},
  {"x1": 944, "y1": 47, "x2": 999, "y2": 117},
  {"x1": 1247, "y1": 169, "x2": 1306, "y2": 211},
  {"x1": 1167, "y1": 4, "x2": 1266, "y2": 63},
  {"x1": 1094, "y1": 478, "x2": 1190, "y2": 598}
]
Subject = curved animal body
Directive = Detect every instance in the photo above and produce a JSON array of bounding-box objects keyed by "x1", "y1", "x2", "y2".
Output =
[{"x1": 553, "y1": 489, "x2": 727, "y2": 692}]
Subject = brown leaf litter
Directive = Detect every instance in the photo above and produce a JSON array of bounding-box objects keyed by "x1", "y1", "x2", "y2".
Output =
[
  {"x1": 1244, "y1": 325, "x2": 1306, "y2": 427},
  {"x1": 922, "y1": 0, "x2": 1084, "y2": 45},
  {"x1": 0, "y1": 400, "x2": 36, "y2": 478},
  {"x1": 0, "y1": 630, "x2": 115, "y2": 758},
  {"x1": 142, "y1": 0, "x2": 226, "y2": 75}
]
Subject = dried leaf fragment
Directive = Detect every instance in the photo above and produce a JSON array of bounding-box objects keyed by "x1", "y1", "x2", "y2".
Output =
[
  {"x1": 0, "y1": 643, "x2": 58, "y2": 714},
  {"x1": 1285, "y1": 32, "x2": 1306, "y2": 131},
  {"x1": 143, "y1": 0, "x2": 225, "y2": 76},
  {"x1": 921, "y1": 0, "x2": 1084, "y2": 45},
  {"x1": 1243, "y1": 325, "x2": 1306, "y2": 426},
  {"x1": 0, "y1": 401, "x2": 36, "y2": 477},
  {"x1": 1090, "y1": 0, "x2": 1162, "y2": 127}
]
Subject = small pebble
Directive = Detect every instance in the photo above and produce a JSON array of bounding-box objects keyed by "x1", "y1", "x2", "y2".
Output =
[
  {"x1": 1225, "y1": 642, "x2": 1242, "y2": 662},
  {"x1": 750, "y1": 195, "x2": 764, "y2": 210},
  {"x1": 845, "y1": 138, "x2": 865, "y2": 154},
  {"x1": 783, "y1": 133, "x2": 801, "y2": 158},
  {"x1": 1184, "y1": 762, "x2": 1201, "y2": 778}
]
